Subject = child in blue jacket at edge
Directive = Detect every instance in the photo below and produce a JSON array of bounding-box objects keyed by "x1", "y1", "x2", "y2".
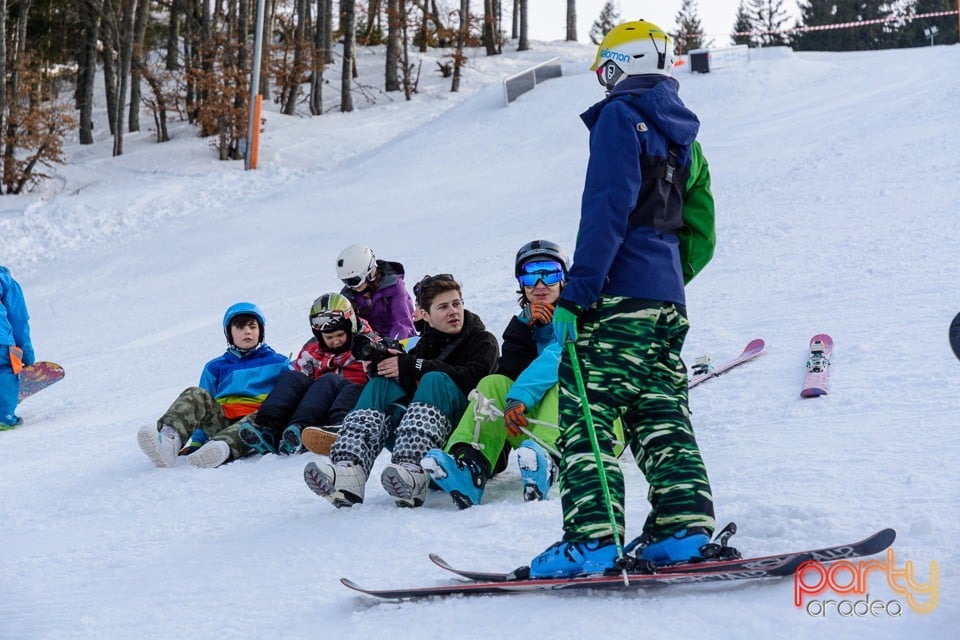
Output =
[
  {"x1": 0, "y1": 266, "x2": 35, "y2": 429},
  {"x1": 137, "y1": 302, "x2": 288, "y2": 468}
]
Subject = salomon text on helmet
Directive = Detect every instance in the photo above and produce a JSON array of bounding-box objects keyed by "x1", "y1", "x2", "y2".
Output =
[
  {"x1": 309, "y1": 293, "x2": 358, "y2": 341},
  {"x1": 591, "y1": 20, "x2": 676, "y2": 89},
  {"x1": 336, "y1": 244, "x2": 377, "y2": 289},
  {"x1": 223, "y1": 302, "x2": 266, "y2": 346}
]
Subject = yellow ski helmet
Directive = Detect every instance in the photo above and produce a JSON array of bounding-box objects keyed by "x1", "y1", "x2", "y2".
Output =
[{"x1": 591, "y1": 20, "x2": 675, "y2": 89}]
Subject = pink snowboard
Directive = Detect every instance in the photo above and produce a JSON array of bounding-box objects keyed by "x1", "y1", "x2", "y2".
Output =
[{"x1": 801, "y1": 335, "x2": 833, "y2": 398}]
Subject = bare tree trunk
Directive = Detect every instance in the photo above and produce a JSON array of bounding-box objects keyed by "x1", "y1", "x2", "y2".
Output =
[
  {"x1": 77, "y1": 0, "x2": 99, "y2": 144},
  {"x1": 451, "y1": 0, "x2": 467, "y2": 92},
  {"x1": 565, "y1": 0, "x2": 576, "y2": 41},
  {"x1": 385, "y1": 0, "x2": 401, "y2": 91},
  {"x1": 340, "y1": 0, "x2": 355, "y2": 112},
  {"x1": 283, "y1": 0, "x2": 309, "y2": 114},
  {"x1": 517, "y1": 0, "x2": 528, "y2": 51},
  {"x1": 309, "y1": 0, "x2": 327, "y2": 114},
  {"x1": 511, "y1": 0, "x2": 518, "y2": 39},
  {"x1": 128, "y1": 0, "x2": 150, "y2": 132},
  {"x1": 113, "y1": 0, "x2": 136, "y2": 156},
  {"x1": 361, "y1": 0, "x2": 380, "y2": 44},
  {"x1": 482, "y1": 0, "x2": 497, "y2": 55},
  {"x1": 166, "y1": 0, "x2": 181, "y2": 70},
  {"x1": 3, "y1": 0, "x2": 34, "y2": 191}
]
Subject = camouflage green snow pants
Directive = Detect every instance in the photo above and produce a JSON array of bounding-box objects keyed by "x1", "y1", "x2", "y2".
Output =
[
  {"x1": 156, "y1": 386, "x2": 254, "y2": 460},
  {"x1": 557, "y1": 296, "x2": 715, "y2": 543}
]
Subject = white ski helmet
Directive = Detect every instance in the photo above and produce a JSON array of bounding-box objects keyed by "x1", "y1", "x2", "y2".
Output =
[
  {"x1": 336, "y1": 244, "x2": 377, "y2": 288},
  {"x1": 591, "y1": 20, "x2": 676, "y2": 89}
]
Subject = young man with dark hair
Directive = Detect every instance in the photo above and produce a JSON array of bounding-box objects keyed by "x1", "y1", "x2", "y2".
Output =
[{"x1": 303, "y1": 274, "x2": 499, "y2": 508}]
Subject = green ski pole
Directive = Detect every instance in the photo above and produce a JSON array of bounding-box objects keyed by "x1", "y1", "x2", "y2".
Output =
[{"x1": 565, "y1": 340, "x2": 633, "y2": 582}]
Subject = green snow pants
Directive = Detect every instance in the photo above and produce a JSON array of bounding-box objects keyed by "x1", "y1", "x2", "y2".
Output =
[
  {"x1": 444, "y1": 374, "x2": 560, "y2": 475},
  {"x1": 556, "y1": 296, "x2": 715, "y2": 543}
]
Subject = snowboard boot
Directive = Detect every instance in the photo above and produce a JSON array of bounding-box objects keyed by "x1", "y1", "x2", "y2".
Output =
[
  {"x1": 626, "y1": 528, "x2": 712, "y2": 567},
  {"x1": 301, "y1": 426, "x2": 339, "y2": 456},
  {"x1": 529, "y1": 538, "x2": 620, "y2": 578},
  {"x1": 303, "y1": 460, "x2": 366, "y2": 508},
  {"x1": 381, "y1": 462, "x2": 429, "y2": 508},
  {"x1": 279, "y1": 424, "x2": 304, "y2": 455},
  {"x1": 186, "y1": 440, "x2": 231, "y2": 468},
  {"x1": 421, "y1": 449, "x2": 486, "y2": 509},
  {"x1": 516, "y1": 439, "x2": 557, "y2": 501},
  {"x1": 137, "y1": 424, "x2": 182, "y2": 468},
  {"x1": 239, "y1": 422, "x2": 277, "y2": 455}
]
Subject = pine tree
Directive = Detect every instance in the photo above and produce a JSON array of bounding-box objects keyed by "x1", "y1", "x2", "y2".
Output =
[
  {"x1": 732, "y1": 1, "x2": 755, "y2": 46},
  {"x1": 748, "y1": 0, "x2": 793, "y2": 46},
  {"x1": 794, "y1": 0, "x2": 895, "y2": 51},
  {"x1": 674, "y1": 0, "x2": 710, "y2": 53},
  {"x1": 590, "y1": 1, "x2": 621, "y2": 45}
]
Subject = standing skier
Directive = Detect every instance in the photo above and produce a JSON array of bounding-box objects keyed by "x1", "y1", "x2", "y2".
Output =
[{"x1": 529, "y1": 20, "x2": 717, "y2": 578}]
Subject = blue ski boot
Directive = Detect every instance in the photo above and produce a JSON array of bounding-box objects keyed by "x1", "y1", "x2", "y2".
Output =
[
  {"x1": 239, "y1": 423, "x2": 277, "y2": 455},
  {"x1": 627, "y1": 528, "x2": 712, "y2": 566},
  {"x1": 516, "y1": 439, "x2": 557, "y2": 501},
  {"x1": 421, "y1": 449, "x2": 485, "y2": 509},
  {"x1": 529, "y1": 538, "x2": 620, "y2": 578}
]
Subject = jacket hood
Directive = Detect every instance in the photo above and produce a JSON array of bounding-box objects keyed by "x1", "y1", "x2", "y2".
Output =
[{"x1": 580, "y1": 75, "x2": 699, "y2": 146}]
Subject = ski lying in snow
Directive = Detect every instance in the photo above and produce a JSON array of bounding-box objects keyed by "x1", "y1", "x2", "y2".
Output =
[
  {"x1": 428, "y1": 527, "x2": 896, "y2": 583},
  {"x1": 341, "y1": 560, "x2": 805, "y2": 600},
  {"x1": 342, "y1": 528, "x2": 896, "y2": 600},
  {"x1": 801, "y1": 333, "x2": 833, "y2": 397},
  {"x1": 688, "y1": 338, "x2": 765, "y2": 389},
  {"x1": 950, "y1": 312, "x2": 960, "y2": 362}
]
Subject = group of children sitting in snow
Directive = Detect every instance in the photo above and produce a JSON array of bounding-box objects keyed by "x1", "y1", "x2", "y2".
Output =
[{"x1": 137, "y1": 240, "x2": 572, "y2": 512}]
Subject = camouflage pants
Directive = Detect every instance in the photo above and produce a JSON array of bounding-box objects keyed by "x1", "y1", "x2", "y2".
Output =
[
  {"x1": 557, "y1": 296, "x2": 715, "y2": 543},
  {"x1": 156, "y1": 386, "x2": 253, "y2": 460}
]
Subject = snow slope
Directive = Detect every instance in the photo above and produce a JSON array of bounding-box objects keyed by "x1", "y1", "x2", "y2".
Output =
[{"x1": 1, "y1": 41, "x2": 958, "y2": 639}]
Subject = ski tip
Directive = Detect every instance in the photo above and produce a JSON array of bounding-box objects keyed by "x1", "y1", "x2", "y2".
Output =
[
  {"x1": 800, "y1": 388, "x2": 828, "y2": 398},
  {"x1": 340, "y1": 577, "x2": 364, "y2": 592},
  {"x1": 877, "y1": 527, "x2": 897, "y2": 548},
  {"x1": 428, "y1": 553, "x2": 452, "y2": 569}
]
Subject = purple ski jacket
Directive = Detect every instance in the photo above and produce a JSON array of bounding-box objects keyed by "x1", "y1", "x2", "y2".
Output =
[{"x1": 341, "y1": 260, "x2": 416, "y2": 340}]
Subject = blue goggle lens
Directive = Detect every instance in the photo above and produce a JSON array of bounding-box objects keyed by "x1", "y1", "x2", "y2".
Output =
[{"x1": 517, "y1": 261, "x2": 565, "y2": 288}]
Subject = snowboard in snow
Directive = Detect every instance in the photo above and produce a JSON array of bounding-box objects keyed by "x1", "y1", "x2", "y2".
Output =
[
  {"x1": 801, "y1": 334, "x2": 833, "y2": 398},
  {"x1": 688, "y1": 338, "x2": 765, "y2": 389},
  {"x1": 18, "y1": 361, "x2": 65, "y2": 401},
  {"x1": 950, "y1": 312, "x2": 960, "y2": 362}
]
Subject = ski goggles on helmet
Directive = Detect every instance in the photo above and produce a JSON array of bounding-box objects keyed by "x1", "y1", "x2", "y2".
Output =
[
  {"x1": 341, "y1": 275, "x2": 366, "y2": 288},
  {"x1": 596, "y1": 60, "x2": 625, "y2": 90},
  {"x1": 517, "y1": 260, "x2": 565, "y2": 288},
  {"x1": 311, "y1": 311, "x2": 346, "y2": 332}
]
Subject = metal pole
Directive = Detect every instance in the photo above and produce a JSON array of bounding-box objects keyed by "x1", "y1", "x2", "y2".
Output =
[{"x1": 245, "y1": 0, "x2": 267, "y2": 170}]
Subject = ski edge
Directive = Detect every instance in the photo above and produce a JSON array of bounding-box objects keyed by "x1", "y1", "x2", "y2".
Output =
[{"x1": 429, "y1": 528, "x2": 897, "y2": 584}]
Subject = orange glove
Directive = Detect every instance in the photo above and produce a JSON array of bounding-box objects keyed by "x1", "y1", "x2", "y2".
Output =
[
  {"x1": 525, "y1": 301, "x2": 555, "y2": 326},
  {"x1": 503, "y1": 399, "x2": 528, "y2": 437}
]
